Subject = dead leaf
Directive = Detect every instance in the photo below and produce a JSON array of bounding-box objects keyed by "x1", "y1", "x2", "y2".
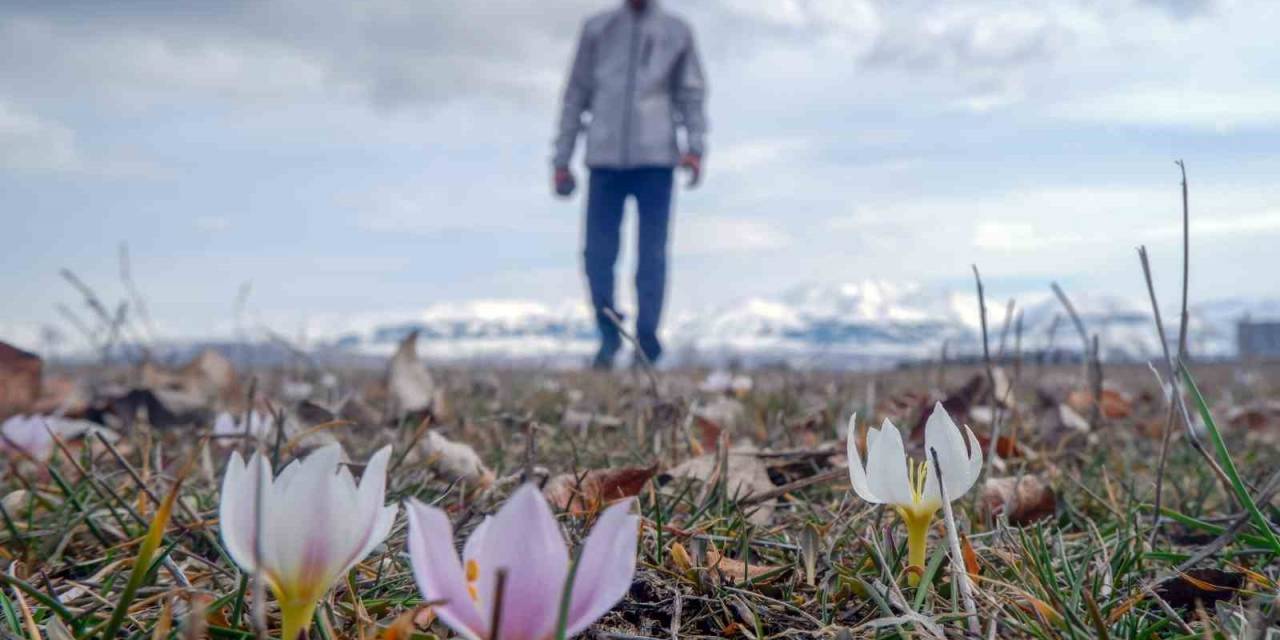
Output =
[
  {"x1": 30, "y1": 374, "x2": 89, "y2": 417},
  {"x1": 665, "y1": 445, "x2": 777, "y2": 524},
  {"x1": 387, "y1": 331, "x2": 438, "y2": 418},
  {"x1": 692, "y1": 414, "x2": 722, "y2": 453},
  {"x1": 418, "y1": 430, "x2": 493, "y2": 488},
  {"x1": 45, "y1": 617, "x2": 76, "y2": 640},
  {"x1": 1227, "y1": 400, "x2": 1280, "y2": 431},
  {"x1": 1067, "y1": 388, "x2": 1133, "y2": 420},
  {"x1": 960, "y1": 533, "x2": 981, "y2": 579},
  {"x1": 182, "y1": 349, "x2": 236, "y2": 401},
  {"x1": 705, "y1": 547, "x2": 784, "y2": 584},
  {"x1": 106, "y1": 388, "x2": 203, "y2": 429},
  {"x1": 543, "y1": 465, "x2": 658, "y2": 515},
  {"x1": 1017, "y1": 592, "x2": 1064, "y2": 626},
  {"x1": 1037, "y1": 400, "x2": 1091, "y2": 448},
  {"x1": 0, "y1": 342, "x2": 41, "y2": 418},
  {"x1": 992, "y1": 366, "x2": 1013, "y2": 406},
  {"x1": 141, "y1": 348, "x2": 237, "y2": 406},
  {"x1": 381, "y1": 608, "x2": 420, "y2": 640},
  {"x1": 909, "y1": 373, "x2": 984, "y2": 441},
  {"x1": 668, "y1": 541, "x2": 694, "y2": 574},
  {"x1": 974, "y1": 433, "x2": 1030, "y2": 459},
  {"x1": 339, "y1": 395, "x2": 384, "y2": 427},
  {"x1": 981, "y1": 475, "x2": 1056, "y2": 525},
  {"x1": 693, "y1": 396, "x2": 746, "y2": 437},
  {"x1": 1155, "y1": 568, "x2": 1244, "y2": 611}
]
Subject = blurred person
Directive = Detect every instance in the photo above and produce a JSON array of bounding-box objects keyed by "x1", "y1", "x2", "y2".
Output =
[{"x1": 553, "y1": 0, "x2": 707, "y2": 370}]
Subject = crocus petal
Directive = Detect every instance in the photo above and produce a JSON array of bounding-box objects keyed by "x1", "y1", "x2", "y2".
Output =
[
  {"x1": 846, "y1": 413, "x2": 881, "y2": 503},
  {"x1": 864, "y1": 418, "x2": 914, "y2": 507},
  {"x1": 1, "y1": 415, "x2": 52, "y2": 460},
  {"x1": 920, "y1": 403, "x2": 984, "y2": 505},
  {"x1": 563, "y1": 499, "x2": 639, "y2": 636},
  {"x1": 267, "y1": 446, "x2": 340, "y2": 591},
  {"x1": 213, "y1": 412, "x2": 237, "y2": 437},
  {"x1": 218, "y1": 451, "x2": 270, "y2": 574},
  {"x1": 406, "y1": 500, "x2": 487, "y2": 639},
  {"x1": 473, "y1": 484, "x2": 569, "y2": 640},
  {"x1": 339, "y1": 447, "x2": 397, "y2": 575},
  {"x1": 463, "y1": 517, "x2": 492, "y2": 564}
]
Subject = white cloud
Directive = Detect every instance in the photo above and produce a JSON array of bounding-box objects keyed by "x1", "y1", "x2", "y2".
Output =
[
  {"x1": 714, "y1": 138, "x2": 814, "y2": 175},
  {"x1": 1147, "y1": 210, "x2": 1280, "y2": 238},
  {"x1": 0, "y1": 101, "x2": 77, "y2": 170},
  {"x1": 972, "y1": 220, "x2": 1092, "y2": 251},
  {"x1": 1057, "y1": 88, "x2": 1280, "y2": 130},
  {"x1": 677, "y1": 216, "x2": 793, "y2": 255}
]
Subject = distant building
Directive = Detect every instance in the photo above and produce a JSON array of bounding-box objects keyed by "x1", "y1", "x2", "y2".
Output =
[{"x1": 1238, "y1": 320, "x2": 1280, "y2": 359}]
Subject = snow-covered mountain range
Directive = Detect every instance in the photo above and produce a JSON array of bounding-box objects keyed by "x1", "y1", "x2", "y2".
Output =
[{"x1": 299, "y1": 280, "x2": 1280, "y2": 368}]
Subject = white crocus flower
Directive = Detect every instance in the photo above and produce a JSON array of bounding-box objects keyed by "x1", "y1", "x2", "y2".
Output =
[
  {"x1": 219, "y1": 445, "x2": 396, "y2": 640},
  {"x1": 213, "y1": 411, "x2": 275, "y2": 443},
  {"x1": 847, "y1": 402, "x2": 982, "y2": 583}
]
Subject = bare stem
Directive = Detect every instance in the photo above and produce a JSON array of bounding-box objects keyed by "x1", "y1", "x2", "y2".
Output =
[
  {"x1": 1136, "y1": 246, "x2": 1236, "y2": 505},
  {"x1": 930, "y1": 447, "x2": 981, "y2": 637}
]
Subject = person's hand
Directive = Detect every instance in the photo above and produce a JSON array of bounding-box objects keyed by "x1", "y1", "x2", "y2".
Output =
[
  {"x1": 680, "y1": 153, "x2": 702, "y2": 188},
  {"x1": 553, "y1": 166, "x2": 576, "y2": 197}
]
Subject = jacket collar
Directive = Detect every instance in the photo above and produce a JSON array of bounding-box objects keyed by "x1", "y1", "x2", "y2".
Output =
[{"x1": 620, "y1": 1, "x2": 659, "y2": 19}]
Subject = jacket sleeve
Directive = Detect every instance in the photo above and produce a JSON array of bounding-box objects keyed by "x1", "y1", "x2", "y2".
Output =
[
  {"x1": 552, "y1": 23, "x2": 595, "y2": 169},
  {"x1": 673, "y1": 28, "x2": 708, "y2": 158}
]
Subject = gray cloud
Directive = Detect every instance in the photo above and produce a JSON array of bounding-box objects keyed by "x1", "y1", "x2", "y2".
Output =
[{"x1": 1139, "y1": 0, "x2": 1219, "y2": 19}]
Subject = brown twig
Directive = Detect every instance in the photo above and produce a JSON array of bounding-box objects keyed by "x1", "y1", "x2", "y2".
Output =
[
  {"x1": 1136, "y1": 246, "x2": 1236, "y2": 505},
  {"x1": 971, "y1": 265, "x2": 1003, "y2": 485},
  {"x1": 1149, "y1": 161, "x2": 1192, "y2": 546}
]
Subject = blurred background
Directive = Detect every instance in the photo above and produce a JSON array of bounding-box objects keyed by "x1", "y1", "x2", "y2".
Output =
[{"x1": 2, "y1": 0, "x2": 1278, "y2": 367}]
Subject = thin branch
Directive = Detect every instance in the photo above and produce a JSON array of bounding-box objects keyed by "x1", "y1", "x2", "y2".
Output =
[
  {"x1": 1150, "y1": 160, "x2": 1192, "y2": 546},
  {"x1": 1136, "y1": 246, "x2": 1236, "y2": 505},
  {"x1": 971, "y1": 265, "x2": 1002, "y2": 483},
  {"x1": 930, "y1": 447, "x2": 980, "y2": 637},
  {"x1": 119, "y1": 242, "x2": 158, "y2": 344}
]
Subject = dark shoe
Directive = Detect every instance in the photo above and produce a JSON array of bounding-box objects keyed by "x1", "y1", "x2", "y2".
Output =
[
  {"x1": 592, "y1": 338, "x2": 621, "y2": 371},
  {"x1": 636, "y1": 332, "x2": 662, "y2": 366}
]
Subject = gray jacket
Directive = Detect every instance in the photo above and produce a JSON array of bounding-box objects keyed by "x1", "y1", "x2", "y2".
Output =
[{"x1": 553, "y1": 4, "x2": 707, "y2": 169}]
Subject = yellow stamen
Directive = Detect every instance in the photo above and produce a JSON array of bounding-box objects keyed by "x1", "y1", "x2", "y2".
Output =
[
  {"x1": 905, "y1": 458, "x2": 930, "y2": 504},
  {"x1": 465, "y1": 559, "x2": 480, "y2": 602}
]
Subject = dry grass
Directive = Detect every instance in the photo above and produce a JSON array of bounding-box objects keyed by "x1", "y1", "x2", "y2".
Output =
[{"x1": 2, "y1": 359, "x2": 1279, "y2": 639}]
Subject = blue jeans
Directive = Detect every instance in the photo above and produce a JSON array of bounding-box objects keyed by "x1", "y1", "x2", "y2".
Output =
[{"x1": 583, "y1": 167, "x2": 674, "y2": 366}]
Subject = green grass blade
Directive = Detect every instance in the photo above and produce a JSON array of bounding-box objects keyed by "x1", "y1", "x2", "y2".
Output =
[
  {"x1": 98, "y1": 474, "x2": 184, "y2": 639},
  {"x1": 1181, "y1": 365, "x2": 1280, "y2": 554}
]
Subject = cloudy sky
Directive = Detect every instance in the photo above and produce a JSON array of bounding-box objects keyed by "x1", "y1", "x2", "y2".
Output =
[{"x1": 3, "y1": 0, "x2": 1279, "y2": 347}]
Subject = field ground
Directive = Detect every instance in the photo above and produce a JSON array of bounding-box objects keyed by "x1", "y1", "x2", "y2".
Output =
[{"x1": 2, "y1": 351, "x2": 1280, "y2": 639}]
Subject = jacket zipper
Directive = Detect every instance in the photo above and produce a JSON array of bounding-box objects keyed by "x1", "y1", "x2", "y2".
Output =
[{"x1": 620, "y1": 11, "x2": 640, "y2": 167}]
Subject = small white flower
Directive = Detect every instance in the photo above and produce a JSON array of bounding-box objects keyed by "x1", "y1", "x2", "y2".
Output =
[
  {"x1": 847, "y1": 402, "x2": 982, "y2": 581},
  {"x1": 219, "y1": 445, "x2": 396, "y2": 640},
  {"x1": 213, "y1": 411, "x2": 274, "y2": 443}
]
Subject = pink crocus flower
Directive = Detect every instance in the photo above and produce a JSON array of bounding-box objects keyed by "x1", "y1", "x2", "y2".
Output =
[
  {"x1": 0, "y1": 415, "x2": 55, "y2": 461},
  {"x1": 405, "y1": 484, "x2": 639, "y2": 640}
]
